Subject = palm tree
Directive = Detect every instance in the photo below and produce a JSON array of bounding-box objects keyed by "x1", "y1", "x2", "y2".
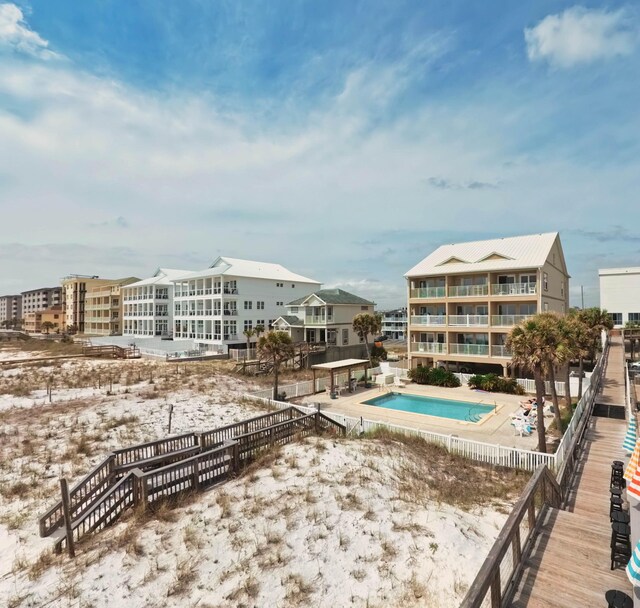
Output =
[
  {"x1": 557, "y1": 315, "x2": 579, "y2": 410},
  {"x1": 257, "y1": 331, "x2": 295, "y2": 400},
  {"x1": 535, "y1": 313, "x2": 566, "y2": 433},
  {"x1": 506, "y1": 315, "x2": 558, "y2": 453},
  {"x1": 254, "y1": 324, "x2": 265, "y2": 342},
  {"x1": 578, "y1": 307, "x2": 613, "y2": 364},
  {"x1": 41, "y1": 321, "x2": 55, "y2": 335},
  {"x1": 243, "y1": 328, "x2": 255, "y2": 351},
  {"x1": 352, "y1": 313, "x2": 382, "y2": 364}
]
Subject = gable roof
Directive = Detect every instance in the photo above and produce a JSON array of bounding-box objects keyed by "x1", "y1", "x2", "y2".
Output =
[
  {"x1": 287, "y1": 288, "x2": 375, "y2": 306},
  {"x1": 172, "y1": 257, "x2": 320, "y2": 284},
  {"x1": 125, "y1": 268, "x2": 192, "y2": 288},
  {"x1": 273, "y1": 315, "x2": 304, "y2": 326},
  {"x1": 405, "y1": 232, "x2": 564, "y2": 277}
]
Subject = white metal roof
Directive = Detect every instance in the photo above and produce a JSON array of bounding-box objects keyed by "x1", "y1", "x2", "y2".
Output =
[
  {"x1": 172, "y1": 256, "x2": 321, "y2": 284},
  {"x1": 311, "y1": 358, "x2": 370, "y2": 370},
  {"x1": 405, "y1": 232, "x2": 561, "y2": 277},
  {"x1": 125, "y1": 268, "x2": 191, "y2": 288},
  {"x1": 599, "y1": 267, "x2": 640, "y2": 276}
]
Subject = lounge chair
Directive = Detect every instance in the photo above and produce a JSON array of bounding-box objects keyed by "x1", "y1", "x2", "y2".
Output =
[
  {"x1": 393, "y1": 376, "x2": 407, "y2": 388},
  {"x1": 512, "y1": 418, "x2": 533, "y2": 437}
]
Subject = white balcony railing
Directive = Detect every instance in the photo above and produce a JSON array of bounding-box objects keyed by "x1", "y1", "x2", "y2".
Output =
[
  {"x1": 410, "y1": 315, "x2": 446, "y2": 326},
  {"x1": 448, "y1": 343, "x2": 490, "y2": 356},
  {"x1": 448, "y1": 315, "x2": 489, "y2": 327},
  {"x1": 306, "y1": 315, "x2": 333, "y2": 325},
  {"x1": 411, "y1": 342, "x2": 447, "y2": 354},
  {"x1": 491, "y1": 315, "x2": 531, "y2": 326},
  {"x1": 490, "y1": 283, "x2": 537, "y2": 296},
  {"x1": 410, "y1": 287, "x2": 446, "y2": 299},
  {"x1": 491, "y1": 345, "x2": 512, "y2": 358},
  {"x1": 448, "y1": 285, "x2": 489, "y2": 298}
]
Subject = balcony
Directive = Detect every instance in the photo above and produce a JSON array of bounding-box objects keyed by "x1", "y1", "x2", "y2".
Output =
[
  {"x1": 448, "y1": 315, "x2": 489, "y2": 327},
  {"x1": 491, "y1": 345, "x2": 512, "y2": 358},
  {"x1": 410, "y1": 287, "x2": 446, "y2": 299},
  {"x1": 410, "y1": 315, "x2": 446, "y2": 326},
  {"x1": 491, "y1": 283, "x2": 537, "y2": 296},
  {"x1": 223, "y1": 309, "x2": 238, "y2": 316},
  {"x1": 223, "y1": 288, "x2": 238, "y2": 295},
  {"x1": 448, "y1": 343, "x2": 490, "y2": 356},
  {"x1": 491, "y1": 315, "x2": 530, "y2": 326},
  {"x1": 411, "y1": 342, "x2": 447, "y2": 354},
  {"x1": 306, "y1": 315, "x2": 333, "y2": 325},
  {"x1": 448, "y1": 285, "x2": 489, "y2": 298}
]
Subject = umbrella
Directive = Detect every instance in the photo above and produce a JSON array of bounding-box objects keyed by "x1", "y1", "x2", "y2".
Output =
[
  {"x1": 627, "y1": 465, "x2": 640, "y2": 500},
  {"x1": 625, "y1": 439, "x2": 640, "y2": 481},
  {"x1": 628, "y1": 539, "x2": 640, "y2": 586},
  {"x1": 624, "y1": 424, "x2": 637, "y2": 453}
]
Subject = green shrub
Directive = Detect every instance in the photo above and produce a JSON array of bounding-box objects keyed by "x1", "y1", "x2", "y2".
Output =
[
  {"x1": 408, "y1": 366, "x2": 461, "y2": 388},
  {"x1": 467, "y1": 373, "x2": 524, "y2": 395}
]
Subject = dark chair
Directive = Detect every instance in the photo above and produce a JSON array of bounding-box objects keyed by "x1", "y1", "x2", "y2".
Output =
[
  {"x1": 611, "y1": 522, "x2": 631, "y2": 570},
  {"x1": 611, "y1": 485, "x2": 623, "y2": 497},
  {"x1": 606, "y1": 589, "x2": 633, "y2": 608},
  {"x1": 611, "y1": 510, "x2": 631, "y2": 525},
  {"x1": 610, "y1": 496, "x2": 625, "y2": 519}
]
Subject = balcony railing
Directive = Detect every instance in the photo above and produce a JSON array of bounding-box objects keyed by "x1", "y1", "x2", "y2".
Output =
[
  {"x1": 410, "y1": 315, "x2": 446, "y2": 326},
  {"x1": 491, "y1": 314, "x2": 531, "y2": 326},
  {"x1": 490, "y1": 283, "x2": 537, "y2": 296},
  {"x1": 491, "y1": 345, "x2": 512, "y2": 358},
  {"x1": 223, "y1": 309, "x2": 238, "y2": 316},
  {"x1": 448, "y1": 315, "x2": 489, "y2": 327},
  {"x1": 306, "y1": 315, "x2": 333, "y2": 324},
  {"x1": 411, "y1": 342, "x2": 447, "y2": 354},
  {"x1": 448, "y1": 285, "x2": 489, "y2": 298},
  {"x1": 410, "y1": 287, "x2": 446, "y2": 299},
  {"x1": 448, "y1": 343, "x2": 490, "y2": 356}
]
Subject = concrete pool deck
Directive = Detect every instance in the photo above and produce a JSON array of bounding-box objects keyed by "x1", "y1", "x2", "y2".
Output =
[{"x1": 300, "y1": 382, "x2": 545, "y2": 450}]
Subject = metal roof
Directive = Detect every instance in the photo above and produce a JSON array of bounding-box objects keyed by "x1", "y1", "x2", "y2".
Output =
[
  {"x1": 405, "y1": 232, "x2": 562, "y2": 277},
  {"x1": 125, "y1": 269, "x2": 190, "y2": 288},
  {"x1": 288, "y1": 288, "x2": 375, "y2": 306},
  {"x1": 273, "y1": 315, "x2": 304, "y2": 326},
  {"x1": 311, "y1": 358, "x2": 370, "y2": 370}
]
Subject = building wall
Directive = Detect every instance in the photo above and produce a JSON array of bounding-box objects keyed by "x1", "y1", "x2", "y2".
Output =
[
  {"x1": 21, "y1": 287, "x2": 62, "y2": 316},
  {"x1": 381, "y1": 308, "x2": 407, "y2": 339},
  {"x1": 172, "y1": 274, "x2": 319, "y2": 349},
  {"x1": 84, "y1": 280, "x2": 138, "y2": 336},
  {"x1": 599, "y1": 268, "x2": 640, "y2": 327},
  {"x1": 122, "y1": 283, "x2": 173, "y2": 337},
  {"x1": 40, "y1": 306, "x2": 65, "y2": 333},
  {"x1": 23, "y1": 312, "x2": 42, "y2": 333},
  {"x1": 62, "y1": 277, "x2": 117, "y2": 333},
  {"x1": 0, "y1": 295, "x2": 22, "y2": 325}
]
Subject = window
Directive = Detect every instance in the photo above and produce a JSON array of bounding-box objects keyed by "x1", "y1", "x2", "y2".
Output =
[
  {"x1": 543, "y1": 302, "x2": 549, "y2": 312},
  {"x1": 244, "y1": 301, "x2": 252, "y2": 310},
  {"x1": 543, "y1": 273, "x2": 548, "y2": 291},
  {"x1": 611, "y1": 313, "x2": 623, "y2": 326},
  {"x1": 276, "y1": 301, "x2": 283, "y2": 306},
  {"x1": 342, "y1": 328, "x2": 349, "y2": 346},
  {"x1": 629, "y1": 313, "x2": 640, "y2": 323},
  {"x1": 361, "y1": 306, "x2": 368, "y2": 311},
  {"x1": 243, "y1": 320, "x2": 253, "y2": 330},
  {"x1": 268, "y1": 319, "x2": 275, "y2": 327},
  {"x1": 290, "y1": 306, "x2": 298, "y2": 313},
  {"x1": 257, "y1": 320, "x2": 265, "y2": 327},
  {"x1": 276, "y1": 282, "x2": 283, "y2": 287},
  {"x1": 257, "y1": 301, "x2": 265, "y2": 310}
]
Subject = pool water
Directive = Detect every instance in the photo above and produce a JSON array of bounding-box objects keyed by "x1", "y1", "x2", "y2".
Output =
[{"x1": 363, "y1": 392, "x2": 494, "y2": 422}]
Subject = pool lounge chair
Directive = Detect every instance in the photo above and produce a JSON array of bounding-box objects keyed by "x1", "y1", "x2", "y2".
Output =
[
  {"x1": 512, "y1": 418, "x2": 533, "y2": 437},
  {"x1": 393, "y1": 376, "x2": 407, "y2": 388}
]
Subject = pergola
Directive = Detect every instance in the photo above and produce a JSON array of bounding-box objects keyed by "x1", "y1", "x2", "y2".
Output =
[{"x1": 311, "y1": 358, "x2": 370, "y2": 396}]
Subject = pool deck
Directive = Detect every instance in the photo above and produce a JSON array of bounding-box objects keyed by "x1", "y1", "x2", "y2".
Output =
[{"x1": 300, "y1": 383, "x2": 543, "y2": 450}]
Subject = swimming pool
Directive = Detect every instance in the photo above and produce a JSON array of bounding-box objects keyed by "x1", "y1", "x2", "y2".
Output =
[{"x1": 362, "y1": 392, "x2": 494, "y2": 422}]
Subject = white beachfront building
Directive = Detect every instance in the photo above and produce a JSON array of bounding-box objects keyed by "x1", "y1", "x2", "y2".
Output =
[
  {"x1": 122, "y1": 269, "x2": 190, "y2": 337},
  {"x1": 171, "y1": 257, "x2": 320, "y2": 351},
  {"x1": 599, "y1": 267, "x2": 640, "y2": 328}
]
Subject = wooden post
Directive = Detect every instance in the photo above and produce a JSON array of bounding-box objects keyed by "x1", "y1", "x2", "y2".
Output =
[
  {"x1": 490, "y1": 570, "x2": 501, "y2": 607},
  {"x1": 59, "y1": 478, "x2": 75, "y2": 558},
  {"x1": 168, "y1": 403, "x2": 174, "y2": 435},
  {"x1": 232, "y1": 442, "x2": 240, "y2": 474},
  {"x1": 512, "y1": 526, "x2": 522, "y2": 568},
  {"x1": 312, "y1": 368, "x2": 316, "y2": 393},
  {"x1": 192, "y1": 460, "x2": 200, "y2": 491}
]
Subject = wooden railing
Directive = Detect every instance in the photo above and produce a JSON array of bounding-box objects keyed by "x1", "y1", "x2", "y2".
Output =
[
  {"x1": 41, "y1": 407, "x2": 346, "y2": 553},
  {"x1": 39, "y1": 455, "x2": 116, "y2": 537},
  {"x1": 460, "y1": 465, "x2": 562, "y2": 608},
  {"x1": 82, "y1": 345, "x2": 140, "y2": 359}
]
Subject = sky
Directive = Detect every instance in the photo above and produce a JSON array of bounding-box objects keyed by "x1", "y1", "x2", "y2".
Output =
[{"x1": 0, "y1": 1, "x2": 638, "y2": 309}]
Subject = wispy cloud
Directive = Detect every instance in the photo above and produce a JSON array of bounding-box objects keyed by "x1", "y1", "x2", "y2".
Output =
[
  {"x1": 0, "y1": 3, "x2": 58, "y2": 59},
  {"x1": 525, "y1": 6, "x2": 639, "y2": 68},
  {"x1": 424, "y1": 176, "x2": 499, "y2": 190},
  {"x1": 88, "y1": 216, "x2": 129, "y2": 229},
  {"x1": 570, "y1": 226, "x2": 640, "y2": 243}
]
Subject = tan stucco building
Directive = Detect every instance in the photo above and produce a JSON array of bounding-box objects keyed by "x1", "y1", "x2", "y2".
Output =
[{"x1": 405, "y1": 232, "x2": 570, "y2": 375}]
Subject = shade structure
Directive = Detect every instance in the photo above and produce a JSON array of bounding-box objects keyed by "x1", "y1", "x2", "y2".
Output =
[
  {"x1": 628, "y1": 539, "x2": 640, "y2": 586},
  {"x1": 627, "y1": 465, "x2": 640, "y2": 500},
  {"x1": 625, "y1": 438, "x2": 640, "y2": 481},
  {"x1": 623, "y1": 425, "x2": 637, "y2": 453}
]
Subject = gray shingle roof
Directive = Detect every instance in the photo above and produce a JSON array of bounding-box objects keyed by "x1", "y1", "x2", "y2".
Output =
[
  {"x1": 288, "y1": 288, "x2": 374, "y2": 306},
  {"x1": 274, "y1": 315, "x2": 304, "y2": 326}
]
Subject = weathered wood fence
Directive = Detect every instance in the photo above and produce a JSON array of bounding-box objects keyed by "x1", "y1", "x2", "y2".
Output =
[{"x1": 39, "y1": 407, "x2": 345, "y2": 554}]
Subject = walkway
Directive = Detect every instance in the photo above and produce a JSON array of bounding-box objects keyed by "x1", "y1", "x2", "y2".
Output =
[{"x1": 511, "y1": 335, "x2": 631, "y2": 607}]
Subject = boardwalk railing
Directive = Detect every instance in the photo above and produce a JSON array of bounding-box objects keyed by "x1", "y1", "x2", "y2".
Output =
[
  {"x1": 41, "y1": 407, "x2": 345, "y2": 554},
  {"x1": 461, "y1": 338, "x2": 609, "y2": 608},
  {"x1": 460, "y1": 465, "x2": 562, "y2": 608}
]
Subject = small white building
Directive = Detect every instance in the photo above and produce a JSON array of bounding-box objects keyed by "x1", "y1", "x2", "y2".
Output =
[
  {"x1": 599, "y1": 267, "x2": 640, "y2": 328},
  {"x1": 122, "y1": 269, "x2": 189, "y2": 337},
  {"x1": 171, "y1": 257, "x2": 320, "y2": 350},
  {"x1": 272, "y1": 289, "x2": 376, "y2": 346}
]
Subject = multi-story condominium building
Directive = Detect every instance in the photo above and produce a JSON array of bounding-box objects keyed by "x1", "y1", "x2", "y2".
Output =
[
  {"x1": 171, "y1": 257, "x2": 320, "y2": 350},
  {"x1": 122, "y1": 269, "x2": 190, "y2": 337},
  {"x1": 21, "y1": 287, "x2": 62, "y2": 316},
  {"x1": 272, "y1": 288, "x2": 375, "y2": 346},
  {"x1": 84, "y1": 278, "x2": 139, "y2": 336},
  {"x1": 599, "y1": 267, "x2": 640, "y2": 328},
  {"x1": 405, "y1": 232, "x2": 570, "y2": 375},
  {"x1": 380, "y1": 308, "x2": 407, "y2": 340},
  {"x1": 0, "y1": 295, "x2": 22, "y2": 326}
]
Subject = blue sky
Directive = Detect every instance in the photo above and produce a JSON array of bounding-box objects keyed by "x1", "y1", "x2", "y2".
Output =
[{"x1": 0, "y1": 1, "x2": 639, "y2": 308}]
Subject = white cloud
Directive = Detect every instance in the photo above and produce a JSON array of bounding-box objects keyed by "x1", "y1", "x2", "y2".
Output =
[
  {"x1": 0, "y1": 3, "x2": 57, "y2": 58},
  {"x1": 525, "y1": 6, "x2": 638, "y2": 68}
]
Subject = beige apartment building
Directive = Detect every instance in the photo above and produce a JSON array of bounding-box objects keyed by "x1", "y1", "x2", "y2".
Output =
[
  {"x1": 405, "y1": 232, "x2": 570, "y2": 375},
  {"x1": 84, "y1": 278, "x2": 139, "y2": 336},
  {"x1": 62, "y1": 275, "x2": 139, "y2": 334}
]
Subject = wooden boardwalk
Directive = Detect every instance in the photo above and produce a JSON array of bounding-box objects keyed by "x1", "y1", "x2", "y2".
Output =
[{"x1": 511, "y1": 336, "x2": 631, "y2": 607}]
